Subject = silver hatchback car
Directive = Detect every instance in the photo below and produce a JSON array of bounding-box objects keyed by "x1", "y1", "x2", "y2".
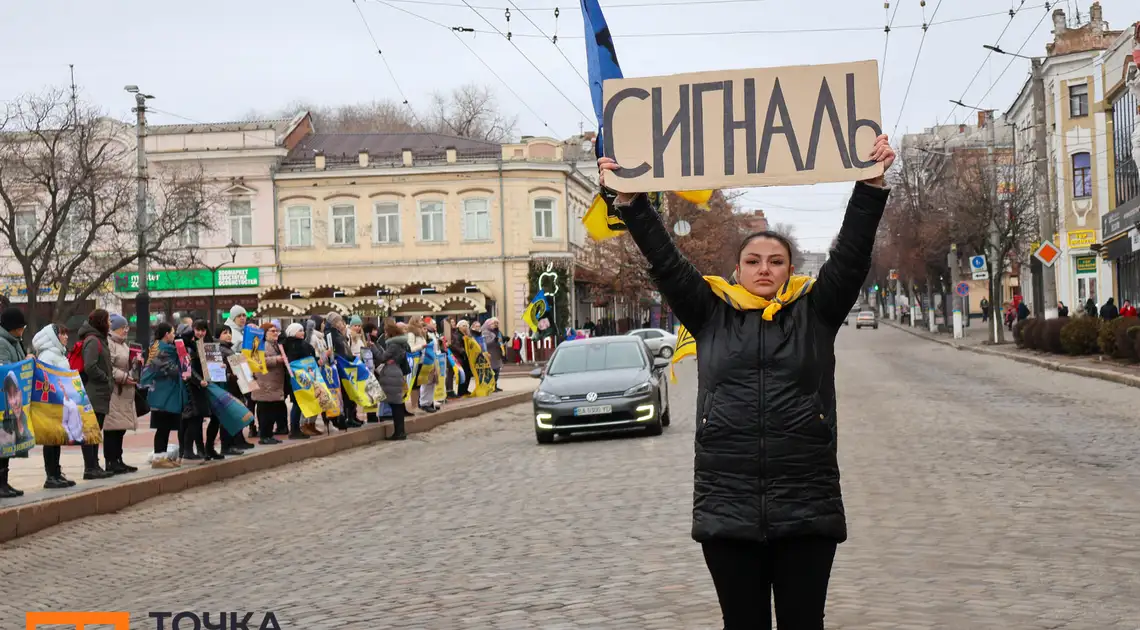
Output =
[{"x1": 626, "y1": 328, "x2": 679, "y2": 358}]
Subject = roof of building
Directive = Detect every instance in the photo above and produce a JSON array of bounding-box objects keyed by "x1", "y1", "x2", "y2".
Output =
[
  {"x1": 149, "y1": 117, "x2": 297, "y2": 136},
  {"x1": 285, "y1": 132, "x2": 500, "y2": 162}
]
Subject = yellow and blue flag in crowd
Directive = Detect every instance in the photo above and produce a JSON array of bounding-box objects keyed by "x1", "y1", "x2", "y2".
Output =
[
  {"x1": 290, "y1": 357, "x2": 337, "y2": 419},
  {"x1": 522, "y1": 290, "x2": 548, "y2": 334},
  {"x1": 242, "y1": 324, "x2": 267, "y2": 374},
  {"x1": 0, "y1": 358, "x2": 35, "y2": 457},
  {"x1": 29, "y1": 360, "x2": 102, "y2": 447},
  {"x1": 578, "y1": 0, "x2": 714, "y2": 242},
  {"x1": 337, "y1": 355, "x2": 378, "y2": 413},
  {"x1": 205, "y1": 383, "x2": 254, "y2": 436}
]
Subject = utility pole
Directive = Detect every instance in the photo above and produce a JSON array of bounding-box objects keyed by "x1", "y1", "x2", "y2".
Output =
[
  {"x1": 987, "y1": 110, "x2": 1004, "y2": 345},
  {"x1": 1032, "y1": 58, "x2": 1059, "y2": 319},
  {"x1": 126, "y1": 86, "x2": 153, "y2": 347},
  {"x1": 949, "y1": 244, "x2": 963, "y2": 339}
]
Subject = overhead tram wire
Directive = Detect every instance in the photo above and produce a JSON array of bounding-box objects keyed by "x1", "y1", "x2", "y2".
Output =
[
  {"x1": 880, "y1": 0, "x2": 904, "y2": 87},
  {"x1": 381, "y1": 0, "x2": 775, "y2": 9},
  {"x1": 351, "y1": 0, "x2": 437, "y2": 142},
  {"x1": 970, "y1": 7, "x2": 1051, "y2": 112},
  {"x1": 942, "y1": 0, "x2": 1031, "y2": 127},
  {"x1": 892, "y1": 0, "x2": 945, "y2": 139},
  {"x1": 505, "y1": 0, "x2": 589, "y2": 87},
  {"x1": 361, "y1": 0, "x2": 1049, "y2": 39},
  {"x1": 458, "y1": 0, "x2": 595, "y2": 126}
]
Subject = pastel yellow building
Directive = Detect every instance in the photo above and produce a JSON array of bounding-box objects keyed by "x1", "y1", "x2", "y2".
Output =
[{"x1": 259, "y1": 133, "x2": 595, "y2": 334}]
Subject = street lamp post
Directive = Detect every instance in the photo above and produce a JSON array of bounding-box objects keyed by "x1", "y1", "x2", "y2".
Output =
[
  {"x1": 126, "y1": 85, "x2": 154, "y2": 346},
  {"x1": 205, "y1": 242, "x2": 240, "y2": 333}
]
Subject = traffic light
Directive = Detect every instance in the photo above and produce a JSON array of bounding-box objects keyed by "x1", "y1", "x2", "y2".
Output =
[{"x1": 873, "y1": 284, "x2": 880, "y2": 292}]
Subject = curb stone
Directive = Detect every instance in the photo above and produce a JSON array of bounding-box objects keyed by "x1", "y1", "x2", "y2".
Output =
[
  {"x1": 0, "y1": 391, "x2": 533, "y2": 544},
  {"x1": 882, "y1": 320, "x2": 1140, "y2": 389}
]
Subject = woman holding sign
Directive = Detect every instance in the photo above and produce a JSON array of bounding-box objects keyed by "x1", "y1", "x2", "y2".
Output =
[{"x1": 599, "y1": 134, "x2": 894, "y2": 629}]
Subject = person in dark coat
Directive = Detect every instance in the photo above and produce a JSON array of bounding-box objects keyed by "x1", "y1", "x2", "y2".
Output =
[
  {"x1": 141, "y1": 323, "x2": 190, "y2": 468},
  {"x1": 599, "y1": 134, "x2": 895, "y2": 628},
  {"x1": 376, "y1": 318, "x2": 411, "y2": 441},
  {"x1": 1099, "y1": 297, "x2": 1119, "y2": 321},
  {"x1": 282, "y1": 322, "x2": 322, "y2": 438},
  {"x1": 177, "y1": 321, "x2": 212, "y2": 460},
  {"x1": 1017, "y1": 300, "x2": 1030, "y2": 322},
  {"x1": 206, "y1": 326, "x2": 245, "y2": 457},
  {"x1": 1058, "y1": 301, "x2": 1070, "y2": 317},
  {"x1": 1085, "y1": 298, "x2": 1098, "y2": 318},
  {"x1": 0, "y1": 307, "x2": 29, "y2": 498},
  {"x1": 78, "y1": 310, "x2": 115, "y2": 479}
]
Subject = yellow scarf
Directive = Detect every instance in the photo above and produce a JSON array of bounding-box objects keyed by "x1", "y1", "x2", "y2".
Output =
[{"x1": 670, "y1": 275, "x2": 815, "y2": 382}]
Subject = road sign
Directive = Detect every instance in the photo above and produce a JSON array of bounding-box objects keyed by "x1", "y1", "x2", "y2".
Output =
[
  {"x1": 1034, "y1": 240, "x2": 1060, "y2": 267},
  {"x1": 888, "y1": 269, "x2": 899, "y2": 280},
  {"x1": 972, "y1": 270, "x2": 990, "y2": 281},
  {"x1": 673, "y1": 219, "x2": 691, "y2": 237},
  {"x1": 969, "y1": 255, "x2": 987, "y2": 272},
  {"x1": 955, "y1": 282, "x2": 970, "y2": 297}
]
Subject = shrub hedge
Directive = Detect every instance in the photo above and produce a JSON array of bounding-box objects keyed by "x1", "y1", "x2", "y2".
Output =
[{"x1": 1059, "y1": 317, "x2": 1100, "y2": 356}]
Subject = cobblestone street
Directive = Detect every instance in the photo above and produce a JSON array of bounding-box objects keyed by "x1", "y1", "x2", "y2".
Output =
[{"x1": 5, "y1": 325, "x2": 1140, "y2": 629}]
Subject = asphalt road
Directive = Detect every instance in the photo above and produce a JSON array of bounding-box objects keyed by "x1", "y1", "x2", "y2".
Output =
[{"x1": 5, "y1": 325, "x2": 1140, "y2": 629}]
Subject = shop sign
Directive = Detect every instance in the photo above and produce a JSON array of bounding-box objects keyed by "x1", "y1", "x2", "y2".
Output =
[
  {"x1": 1068, "y1": 230, "x2": 1096, "y2": 249},
  {"x1": 115, "y1": 267, "x2": 260, "y2": 293},
  {"x1": 1074, "y1": 255, "x2": 1098, "y2": 275},
  {"x1": 1131, "y1": 228, "x2": 1140, "y2": 254}
]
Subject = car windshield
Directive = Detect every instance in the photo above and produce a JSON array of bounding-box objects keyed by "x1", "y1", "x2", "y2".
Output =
[{"x1": 547, "y1": 342, "x2": 645, "y2": 375}]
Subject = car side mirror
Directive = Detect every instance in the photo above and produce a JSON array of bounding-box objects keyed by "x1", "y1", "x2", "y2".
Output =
[
  {"x1": 653, "y1": 358, "x2": 670, "y2": 370},
  {"x1": 529, "y1": 368, "x2": 544, "y2": 379}
]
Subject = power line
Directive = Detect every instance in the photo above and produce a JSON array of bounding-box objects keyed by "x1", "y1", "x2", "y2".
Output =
[
  {"x1": 505, "y1": 0, "x2": 589, "y2": 87},
  {"x1": 880, "y1": 0, "x2": 904, "y2": 87},
  {"x1": 458, "y1": 0, "x2": 595, "y2": 125},
  {"x1": 970, "y1": 7, "x2": 1052, "y2": 111},
  {"x1": 379, "y1": 0, "x2": 772, "y2": 9},
  {"x1": 350, "y1": 0, "x2": 422, "y2": 122},
  {"x1": 893, "y1": 0, "x2": 945, "y2": 138},
  {"x1": 942, "y1": 0, "x2": 1030, "y2": 127}
]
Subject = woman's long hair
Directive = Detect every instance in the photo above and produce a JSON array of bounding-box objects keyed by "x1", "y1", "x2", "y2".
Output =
[{"x1": 88, "y1": 309, "x2": 111, "y2": 336}]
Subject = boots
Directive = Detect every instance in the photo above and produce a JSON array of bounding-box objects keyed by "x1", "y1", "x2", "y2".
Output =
[
  {"x1": 301, "y1": 423, "x2": 322, "y2": 436},
  {"x1": 44, "y1": 467, "x2": 76, "y2": 489},
  {"x1": 108, "y1": 459, "x2": 139, "y2": 474},
  {"x1": 0, "y1": 468, "x2": 24, "y2": 498}
]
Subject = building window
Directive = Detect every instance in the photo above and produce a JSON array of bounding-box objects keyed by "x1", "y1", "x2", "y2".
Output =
[
  {"x1": 330, "y1": 204, "x2": 356, "y2": 245},
  {"x1": 462, "y1": 198, "x2": 491, "y2": 241},
  {"x1": 1112, "y1": 87, "x2": 1139, "y2": 207},
  {"x1": 287, "y1": 206, "x2": 312, "y2": 247},
  {"x1": 418, "y1": 200, "x2": 445, "y2": 242},
  {"x1": 533, "y1": 197, "x2": 556, "y2": 239},
  {"x1": 62, "y1": 200, "x2": 90, "y2": 253},
  {"x1": 14, "y1": 208, "x2": 36, "y2": 249},
  {"x1": 229, "y1": 199, "x2": 253, "y2": 246},
  {"x1": 180, "y1": 224, "x2": 200, "y2": 248},
  {"x1": 1072, "y1": 152, "x2": 1092, "y2": 199},
  {"x1": 374, "y1": 202, "x2": 401, "y2": 244},
  {"x1": 1069, "y1": 83, "x2": 1089, "y2": 118}
]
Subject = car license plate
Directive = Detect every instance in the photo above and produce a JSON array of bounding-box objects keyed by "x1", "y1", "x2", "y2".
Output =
[{"x1": 574, "y1": 405, "x2": 612, "y2": 417}]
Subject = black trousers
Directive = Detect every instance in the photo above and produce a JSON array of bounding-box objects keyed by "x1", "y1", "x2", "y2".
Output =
[
  {"x1": 103, "y1": 431, "x2": 125, "y2": 465},
  {"x1": 206, "y1": 417, "x2": 234, "y2": 451},
  {"x1": 0, "y1": 457, "x2": 8, "y2": 485},
  {"x1": 257, "y1": 401, "x2": 287, "y2": 440},
  {"x1": 389, "y1": 402, "x2": 407, "y2": 437},
  {"x1": 702, "y1": 537, "x2": 837, "y2": 630},
  {"x1": 81, "y1": 412, "x2": 105, "y2": 470},
  {"x1": 179, "y1": 416, "x2": 205, "y2": 456},
  {"x1": 43, "y1": 446, "x2": 62, "y2": 476}
]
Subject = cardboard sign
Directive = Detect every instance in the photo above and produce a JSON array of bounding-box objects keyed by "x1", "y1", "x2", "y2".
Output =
[
  {"x1": 601, "y1": 60, "x2": 884, "y2": 192},
  {"x1": 226, "y1": 354, "x2": 259, "y2": 394},
  {"x1": 203, "y1": 343, "x2": 227, "y2": 382}
]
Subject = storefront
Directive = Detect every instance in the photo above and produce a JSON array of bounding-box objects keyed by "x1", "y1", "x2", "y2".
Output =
[
  {"x1": 1101, "y1": 197, "x2": 1140, "y2": 305},
  {"x1": 114, "y1": 267, "x2": 263, "y2": 330}
]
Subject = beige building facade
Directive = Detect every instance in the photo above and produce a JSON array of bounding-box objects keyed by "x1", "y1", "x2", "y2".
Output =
[{"x1": 261, "y1": 133, "x2": 594, "y2": 334}]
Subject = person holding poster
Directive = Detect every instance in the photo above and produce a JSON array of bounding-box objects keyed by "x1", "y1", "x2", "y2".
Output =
[
  {"x1": 141, "y1": 323, "x2": 191, "y2": 469},
  {"x1": 598, "y1": 134, "x2": 894, "y2": 627},
  {"x1": 32, "y1": 323, "x2": 80, "y2": 487},
  {"x1": 375, "y1": 319, "x2": 410, "y2": 441},
  {"x1": 252, "y1": 322, "x2": 290, "y2": 445},
  {"x1": 283, "y1": 323, "x2": 322, "y2": 438},
  {"x1": 243, "y1": 324, "x2": 267, "y2": 375},
  {"x1": 0, "y1": 307, "x2": 32, "y2": 498}
]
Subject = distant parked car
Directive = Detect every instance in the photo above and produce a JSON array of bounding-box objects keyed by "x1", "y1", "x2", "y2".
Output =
[
  {"x1": 856, "y1": 309, "x2": 879, "y2": 330},
  {"x1": 626, "y1": 328, "x2": 679, "y2": 358}
]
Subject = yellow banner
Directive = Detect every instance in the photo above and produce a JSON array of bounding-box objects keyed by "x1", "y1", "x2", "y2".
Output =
[{"x1": 464, "y1": 336, "x2": 496, "y2": 397}]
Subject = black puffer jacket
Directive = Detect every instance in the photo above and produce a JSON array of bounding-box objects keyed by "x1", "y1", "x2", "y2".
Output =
[{"x1": 618, "y1": 182, "x2": 889, "y2": 544}]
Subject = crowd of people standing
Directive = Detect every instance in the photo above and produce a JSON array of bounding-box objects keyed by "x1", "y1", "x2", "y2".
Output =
[{"x1": 0, "y1": 302, "x2": 509, "y2": 500}]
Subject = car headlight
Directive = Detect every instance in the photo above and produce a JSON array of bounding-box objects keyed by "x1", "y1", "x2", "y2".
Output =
[
  {"x1": 624, "y1": 382, "x2": 652, "y2": 397},
  {"x1": 534, "y1": 390, "x2": 560, "y2": 404}
]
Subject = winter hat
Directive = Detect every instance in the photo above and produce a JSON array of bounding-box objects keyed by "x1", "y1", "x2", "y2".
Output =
[
  {"x1": 1, "y1": 307, "x2": 27, "y2": 331},
  {"x1": 176, "y1": 323, "x2": 193, "y2": 338},
  {"x1": 109, "y1": 314, "x2": 129, "y2": 331},
  {"x1": 229, "y1": 305, "x2": 248, "y2": 319},
  {"x1": 349, "y1": 315, "x2": 363, "y2": 326},
  {"x1": 271, "y1": 319, "x2": 282, "y2": 329},
  {"x1": 326, "y1": 312, "x2": 345, "y2": 328},
  {"x1": 456, "y1": 319, "x2": 470, "y2": 330},
  {"x1": 285, "y1": 323, "x2": 304, "y2": 338}
]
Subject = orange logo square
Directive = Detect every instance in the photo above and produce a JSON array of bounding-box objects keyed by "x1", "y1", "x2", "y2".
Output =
[{"x1": 26, "y1": 611, "x2": 130, "y2": 629}]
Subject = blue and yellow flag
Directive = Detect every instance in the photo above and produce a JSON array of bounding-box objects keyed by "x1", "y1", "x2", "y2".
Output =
[
  {"x1": 290, "y1": 357, "x2": 336, "y2": 419},
  {"x1": 337, "y1": 355, "x2": 377, "y2": 412},
  {"x1": 464, "y1": 335, "x2": 496, "y2": 397},
  {"x1": 322, "y1": 361, "x2": 342, "y2": 418},
  {"x1": 205, "y1": 383, "x2": 254, "y2": 436},
  {"x1": 29, "y1": 360, "x2": 102, "y2": 447},
  {"x1": 522, "y1": 290, "x2": 548, "y2": 333},
  {"x1": 242, "y1": 324, "x2": 267, "y2": 374},
  {"x1": 0, "y1": 358, "x2": 35, "y2": 457}
]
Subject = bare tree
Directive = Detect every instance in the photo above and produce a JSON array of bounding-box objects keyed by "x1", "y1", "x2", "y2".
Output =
[
  {"x1": 428, "y1": 84, "x2": 518, "y2": 143},
  {"x1": 770, "y1": 222, "x2": 804, "y2": 265},
  {"x1": 248, "y1": 83, "x2": 518, "y2": 142},
  {"x1": 0, "y1": 90, "x2": 221, "y2": 334}
]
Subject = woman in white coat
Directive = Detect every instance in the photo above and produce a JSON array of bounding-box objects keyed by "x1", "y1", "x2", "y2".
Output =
[{"x1": 31, "y1": 323, "x2": 76, "y2": 488}]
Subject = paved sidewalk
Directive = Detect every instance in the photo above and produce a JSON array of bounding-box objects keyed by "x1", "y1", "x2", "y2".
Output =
[
  {"x1": 3, "y1": 378, "x2": 536, "y2": 505},
  {"x1": 883, "y1": 319, "x2": 1140, "y2": 389}
]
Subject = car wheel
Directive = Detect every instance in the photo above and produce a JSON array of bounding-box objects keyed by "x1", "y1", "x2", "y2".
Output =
[
  {"x1": 659, "y1": 346, "x2": 673, "y2": 359},
  {"x1": 535, "y1": 430, "x2": 555, "y2": 444},
  {"x1": 645, "y1": 419, "x2": 663, "y2": 437},
  {"x1": 660, "y1": 396, "x2": 671, "y2": 427},
  {"x1": 873, "y1": 324, "x2": 879, "y2": 329}
]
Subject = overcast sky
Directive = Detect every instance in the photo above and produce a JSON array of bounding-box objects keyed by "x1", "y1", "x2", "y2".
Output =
[{"x1": 2, "y1": 0, "x2": 1134, "y2": 251}]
